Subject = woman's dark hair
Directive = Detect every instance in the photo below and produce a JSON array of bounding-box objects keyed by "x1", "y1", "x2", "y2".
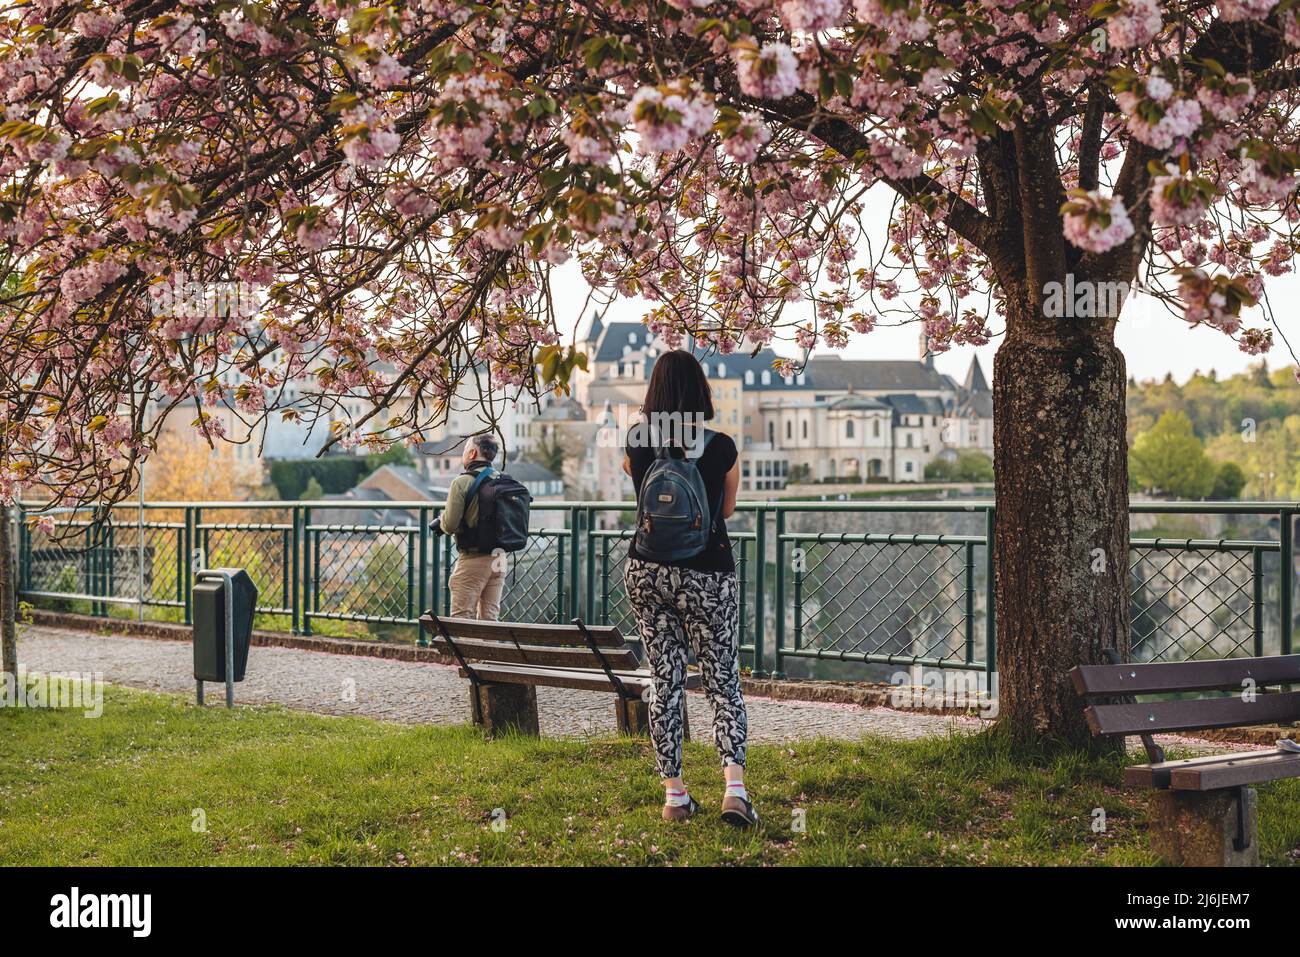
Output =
[{"x1": 642, "y1": 350, "x2": 715, "y2": 420}]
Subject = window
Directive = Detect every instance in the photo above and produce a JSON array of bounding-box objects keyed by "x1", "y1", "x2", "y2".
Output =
[
  {"x1": 629, "y1": 332, "x2": 638, "y2": 344},
  {"x1": 761, "y1": 370, "x2": 771, "y2": 385},
  {"x1": 717, "y1": 363, "x2": 726, "y2": 377},
  {"x1": 701, "y1": 362, "x2": 709, "y2": 376},
  {"x1": 768, "y1": 422, "x2": 775, "y2": 443},
  {"x1": 873, "y1": 420, "x2": 880, "y2": 438},
  {"x1": 786, "y1": 420, "x2": 793, "y2": 439},
  {"x1": 796, "y1": 373, "x2": 806, "y2": 385},
  {"x1": 745, "y1": 370, "x2": 755, "y2": 385},
  {"x1": 846, "y1": 419, "x2": 855, "y2": 439},
  {"x1": 906, "y1": 433, "x2": 914, "y2": 448},
  {"x1": 905, "y1": 461, "x2": 914, "y2": 474},
  {"x1": 801, "y1": 420, "x2": 808, "y2": 439}
]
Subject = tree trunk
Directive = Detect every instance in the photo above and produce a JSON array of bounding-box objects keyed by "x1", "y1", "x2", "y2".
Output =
[
  {"x1": 0, "y1": 505, "x2": 17, "y2": 682},
  {"x1": 993, "y1": 323, "x2": 1130, "y2": 748}
]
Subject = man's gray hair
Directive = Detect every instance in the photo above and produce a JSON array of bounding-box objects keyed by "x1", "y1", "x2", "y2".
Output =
[{"x1": 470, "y1": 434, "x2": 499, "y2": 463}]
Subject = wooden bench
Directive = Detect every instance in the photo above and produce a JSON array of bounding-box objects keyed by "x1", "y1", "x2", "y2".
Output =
[
  {"x1": 1071, "y1": 649, "x2": 1300, "y2": 866},
  {"x1": 420, "y1": 614, "x2": 698, "y2": 738}
]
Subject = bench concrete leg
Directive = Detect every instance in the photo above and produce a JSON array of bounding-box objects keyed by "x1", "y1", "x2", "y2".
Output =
[
  {"x1": 472, "y1": 683, "x2": 539, "y2": 738},
  {"x1": 616, "y1": 697, "x2": 649, "y2": 736},
  {"x1": 618, "y1": 695, "x2": 691, "y2": 740},
  {"x1": 1149, "y1": 788, "x2": 1258, "y2": 867}
]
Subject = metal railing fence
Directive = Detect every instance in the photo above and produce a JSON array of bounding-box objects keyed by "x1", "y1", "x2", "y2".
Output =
[{"x1": 14, "y1": 499, "x2": 1298, "y2": 679}]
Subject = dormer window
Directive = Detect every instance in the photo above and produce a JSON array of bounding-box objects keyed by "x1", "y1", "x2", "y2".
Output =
[
  {"x1": 761, "y1": 370, "x2": 771, "y2": 385},
  {"x1": 628, "y1": 332, "x2": 638, "y2": 344},
  {"x1": 745, "y1": 370, "x2": 754, "y2": 385},
  {"x1": 717, "y1": 363, "x2": 726, "y2": 377}
]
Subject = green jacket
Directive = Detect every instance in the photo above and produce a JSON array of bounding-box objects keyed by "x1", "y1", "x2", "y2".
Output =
[{"x1": 441, "y1": 459, "x2": 492, "y2": 552}]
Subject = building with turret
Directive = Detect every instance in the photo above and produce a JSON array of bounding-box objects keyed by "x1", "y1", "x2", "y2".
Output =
[{"x1": 574, "y1": 315, "x2": 994, "y2": 492}]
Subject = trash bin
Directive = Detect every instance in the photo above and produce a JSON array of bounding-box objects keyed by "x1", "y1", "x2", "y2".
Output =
[{"x1": 193, "y1": 568, "x2": 257, "y2": 682}]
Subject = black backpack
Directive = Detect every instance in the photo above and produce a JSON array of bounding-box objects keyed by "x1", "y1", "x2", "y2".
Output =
[
  {"x1": 634, "y1": 431, "x2": 719, "y2": 562},
  {"x1": 455, "y1": 465, "x2": 532, "y2": 553}
]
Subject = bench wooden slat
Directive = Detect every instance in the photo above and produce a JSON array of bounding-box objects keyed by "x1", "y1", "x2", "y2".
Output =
[
  {"x1": 1086, "y1": 690, "x2": 1300, "y2": 736},
  {"x1": 461, "y1": 662, "x2": 702, "y2": 694},
  {"x1": 419, "y1": 614, "x2": 626, "y2": 648},
  {"x1": 1123, "y1": 749, "x2": 1282, "y2": 788},
  {"x1": 1071, "y1": 655, "x2": 1300, "y2": 697},
  {"x1": 429, "y1": 637, "x2": 639, "y2": 671},
  {"x1": 1169, "y1": 750, "x2": 1300, "y2": 790}
]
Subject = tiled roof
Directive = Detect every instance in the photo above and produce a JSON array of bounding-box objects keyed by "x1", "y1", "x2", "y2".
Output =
[
  {"x1": 881, "y1": 394, "x2": 947, "y2": 415},
  {"x1": 792, "y1": 357, "x2": 951, "y2": 392}
]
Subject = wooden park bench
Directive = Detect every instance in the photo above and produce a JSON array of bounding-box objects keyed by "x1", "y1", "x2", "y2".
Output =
[
  {"x1": 420, "y1": 614, "x2": 698, "y2": 738},
  {"x1": 1071, "y1": 650, "x2": 1300, "y2": 866}
]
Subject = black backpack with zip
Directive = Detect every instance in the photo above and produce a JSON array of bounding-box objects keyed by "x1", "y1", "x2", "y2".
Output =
[{"x1": 455, "y1": 465, "x2": 532, "y2": 553}]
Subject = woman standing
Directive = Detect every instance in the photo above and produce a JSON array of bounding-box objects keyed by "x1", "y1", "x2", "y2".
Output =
[{"x1": 622, "y1": 350, "x2": 756, "y2": 827}]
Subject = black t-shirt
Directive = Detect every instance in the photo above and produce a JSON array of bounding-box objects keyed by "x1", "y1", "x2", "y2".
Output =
[{"x1": 626, "y1": 424, "x2": 738, "y2": 574}]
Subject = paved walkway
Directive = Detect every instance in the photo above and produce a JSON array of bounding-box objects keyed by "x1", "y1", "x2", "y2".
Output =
[{"x1": 16, "y1": 625, "x2": 985, "y2": 743}]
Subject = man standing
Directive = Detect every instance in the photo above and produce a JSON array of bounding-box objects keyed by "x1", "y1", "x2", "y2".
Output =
[{"x1": 434, "y1": 434, "x2": 507, "y2": 620}]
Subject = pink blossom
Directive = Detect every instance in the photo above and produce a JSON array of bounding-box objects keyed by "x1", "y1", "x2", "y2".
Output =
[
  {"x1": 722, "y1": 112, "x2": 771, "y2": 163},
  {"x1": 1061, "y1": 191, "x2": 1135, "y2": 253},
  {"x1": 733, "y1": 43, "x2": 800, "y2": 101},
  {"x1": 1118, "y1": 93, "x2": 1202, "y2": 150},
  {"x1": 629, "y1": 85, "x2": 714, "y2": 153},
  {"x1": 1107, "y1": 0, "x2": 1162, "y2": 50},
  {"x1": 779, "y1": 0, "x2": 845, "y2": 32},
  {"x1": 1149, "y1": 170, "x2": 1210, "y2": 227},
  {"x1": 1217, "y1": 0, "x2": 1278, "y2": 21}
]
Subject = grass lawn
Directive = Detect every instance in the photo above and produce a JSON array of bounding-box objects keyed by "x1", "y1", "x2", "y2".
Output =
[{"x1": 3, "y1": 683, "x2": 1299, "y2": 866}]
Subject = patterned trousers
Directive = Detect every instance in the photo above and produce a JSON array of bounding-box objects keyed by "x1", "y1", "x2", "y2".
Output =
[{"x1": 624, "y1": 558, "x2": 748, "y2": 778}]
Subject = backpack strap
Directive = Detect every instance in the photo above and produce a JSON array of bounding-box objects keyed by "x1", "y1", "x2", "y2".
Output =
[{"x1": 465, "y1": 465, "x2": 496, "y2": 505}]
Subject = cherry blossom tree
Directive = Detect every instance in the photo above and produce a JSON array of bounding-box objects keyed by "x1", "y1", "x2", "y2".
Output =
[{"x1": 3, "y1": 0, "x2": 1298, "y2": 742}]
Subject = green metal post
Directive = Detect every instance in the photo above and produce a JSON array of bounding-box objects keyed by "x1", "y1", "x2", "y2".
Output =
[
  {"x1": 584, "y1": 507, "x2": 597, "y2": 623},
  {"x1": 569, "y1": 507, "x2": 581, "y2": 620},
  {"x1": 301, "y1": 507, "x2": 312, "y2": 636},
  {"x1": 186, "y1": 506, "x2": 201, "y2": 625},
  {"x1": 984, "y1": 506, "x2": 996, "y2": 681},
  {"x1": 417, "y1": 507, "x2": 429, "y2": 647},
  {"x1": 312, "y1": 515, "x2": 321, "y2": 624},
  {"x1": 1281, "y1": 508, "x2": 1294, "y2": 656},
  {"x1": 556, "y1": 534, "x2": 566, "y2": 624},
  {"x1": 175, "y1": 526, "x2": 184, "y2": 610},
  {"x1": 1252, "y1": 548, "x2": 1265, "y2": 658},
  {"x1": 290, "y1": 506, "x2": 301, "y2": 634},
  {"x1": 406, "y1": 530, "x2": 416, "y2": 623},
  {"x1": 599, "y1": 536, "x2": 610, "y2": 625},
  {"x1": 964, "y1": 541, "x2": 976, "y2": 665},
  {"x1": 773, "y1": 508, "x2": 786, "y2": 679},
  {"x1": 752, "y1": 506, "x2": 767, "y2": 677},
  {"x1": 281, "y1": 527, "x2": 290, "y2": 613}
]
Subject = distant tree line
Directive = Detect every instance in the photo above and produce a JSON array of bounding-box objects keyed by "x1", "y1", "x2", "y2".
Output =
[
  {"x1": 269, "y1": 446, "x2": 412, "y2": 500},
  {"x1": 1128, "y1": 362, "x2": 1298, "y2": 500}
]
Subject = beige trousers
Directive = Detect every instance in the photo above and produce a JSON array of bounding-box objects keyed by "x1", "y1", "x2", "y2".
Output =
[{"x1": 448, "y1": 551, "x2": 506, "y2": 620}]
